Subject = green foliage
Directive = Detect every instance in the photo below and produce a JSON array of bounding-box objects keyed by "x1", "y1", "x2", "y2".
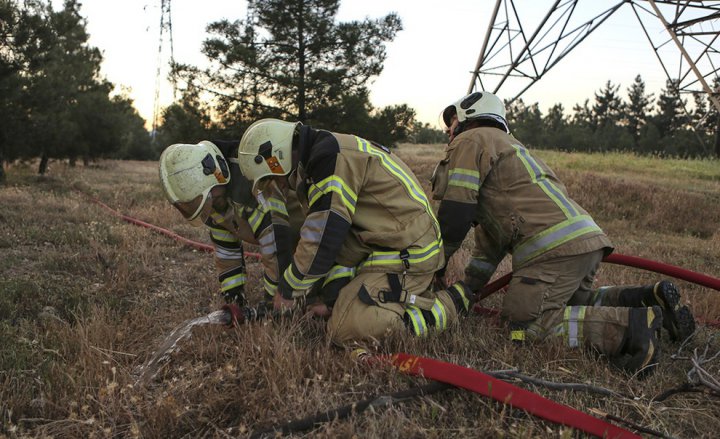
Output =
[
  {"x1": 0, "y1": 0, "x2": 151, "y2": 176},
  {"x1": 154, "y1": 101, "x2": 213, "y2": 155},
  {"x1": 170, "y1": 0, "x2": 414, "y2": 147},
  {"x1": 654, "y1": 79, "x2": 687, "y2": 138},
  {"x1": 592, "y1": 80, "x2": 623, "y2": 129},
  {"x1": 506, "y1": 99, "x2": 543, "y2": 145},
  {"x1": 626, "y1": 74, "x2": 654, "y2": 143},
  {"x1": 410, "y1": 122, "x2": 446, "y2": 144},
  {"x1": 364, "y1": 103, "x2": 416, "y2": 147},
  {"x1": 509, "y1": 75, "x2": 718, "y2": 158}
]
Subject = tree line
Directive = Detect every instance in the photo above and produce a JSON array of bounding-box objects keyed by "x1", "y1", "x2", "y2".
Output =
[
  {"x1": 2, "y1": 0, "x2": 718, "y2": 183},
  {"x1": 507, "y1": 76, "x2": 720, "y2": 158},
  {"x1": 0, "y1": 0, "x2": 150, "y2": 180}
]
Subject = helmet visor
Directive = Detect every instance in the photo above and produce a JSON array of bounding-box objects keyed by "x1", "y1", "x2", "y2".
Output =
[
  {"x1": 173, "y1": 190, "x2": 213, "y2": 225},
  {"x1": 441, "y1": 105, "x2": 457, "y2": 128}
]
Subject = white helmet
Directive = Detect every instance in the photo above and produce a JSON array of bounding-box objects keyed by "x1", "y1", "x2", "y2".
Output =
[
  {"x1": 159, "y1": 140, "x2": 230, "y2": 222},
  {"x1": 236, "y1": 118, "x2": 300, "y2": 190},
  {"x1": 442, "y1": 91, "x2": 507, "y2": 129}
]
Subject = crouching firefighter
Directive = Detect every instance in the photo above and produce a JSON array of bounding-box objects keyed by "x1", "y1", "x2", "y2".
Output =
[
  {"x1": 159, "y1": 140, "x2": 295, "y2": 305},
  {"x1": 434, "y1": 91, "x2": 695, "y2": 376},
  {"x1": 236, "y1": 118, "x2": 472, "y2": 345}
]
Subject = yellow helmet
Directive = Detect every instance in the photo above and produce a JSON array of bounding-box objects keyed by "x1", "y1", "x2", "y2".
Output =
[
  {"x1": 236, "y1": 118, "x2": 300, "y2": 190},
  {"x1": 158, "y1": 141, "x2": 230, "y2": 222}
]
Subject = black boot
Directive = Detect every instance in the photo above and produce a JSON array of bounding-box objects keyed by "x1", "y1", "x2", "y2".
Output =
[
  {"x1": 616, "y1": 306, "x2": 663, "y2": 377},
  {"x1": 618, "y1": 281, "x2": 695, "y2": 342}
]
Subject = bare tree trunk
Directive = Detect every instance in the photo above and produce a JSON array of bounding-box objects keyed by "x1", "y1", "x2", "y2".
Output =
[
  {"x1": 69, "y1": 156, "x2": 76, "y2": 167},
  {"x1": 0, "y1": 155, "x2": 5, "y2": 183},
  {"x1": 296, "y1": 0, "x2": 306, "y2": 123},
  {"x1": 83, "y1": 155, "x2": 89, "y2": 166},
  {"x1": 39, "y1": 151, "x2": 49, "y2": 175}
]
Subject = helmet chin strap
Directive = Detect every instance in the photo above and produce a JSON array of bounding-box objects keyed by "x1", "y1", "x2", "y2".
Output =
[{"x1": 452, "y1": 124, "x2": 463, "y2": 138}]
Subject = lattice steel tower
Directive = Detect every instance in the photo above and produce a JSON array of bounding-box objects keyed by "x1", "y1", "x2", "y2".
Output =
[
  {"x1": 468, "y1": 0, "x2": 719, "y2": 152},
  {"x1": 151, "y1": 0, "x2": 176, "y2": 142}
]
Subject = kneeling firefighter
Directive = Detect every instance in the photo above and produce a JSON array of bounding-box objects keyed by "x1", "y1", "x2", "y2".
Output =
[
  {"x1": 159, "y1": 140, "x2": 296, "y2": 304},
  {"x1": 236, "y1": 119, "x2": 472, "y2": 345},
  {"x1": 434, "y1": 91, "x2": 695, "y2": 376}
]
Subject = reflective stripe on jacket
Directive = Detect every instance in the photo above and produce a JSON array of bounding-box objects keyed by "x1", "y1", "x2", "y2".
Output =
[
  {"x1": 433, "y1": 126, "x2": 612, "y2": 271},
  {"x1": 278, "y1": 126, "x2": 444, "y2": 299},
  {"x1": 206, "y1": 178, "x2": 294, "y2": 298}
]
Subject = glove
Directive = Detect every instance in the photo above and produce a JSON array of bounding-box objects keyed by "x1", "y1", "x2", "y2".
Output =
[
  {"x1": 222, "y1": 288, "x2": 246, "y2": 306},
  {"x1": 221, "y1": 303, "x2": 246, "y2": 327}
]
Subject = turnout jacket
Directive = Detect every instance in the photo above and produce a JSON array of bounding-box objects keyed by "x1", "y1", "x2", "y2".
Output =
[
  {"x1": 276, "y1": 126, "x2": 444, "y2": 299},
  {"x1": 205, "y1": 141, "x2": 294, "y2": 299},
  {"x1": 432, "y1": 127, "x2": 612, "y2": 280}
]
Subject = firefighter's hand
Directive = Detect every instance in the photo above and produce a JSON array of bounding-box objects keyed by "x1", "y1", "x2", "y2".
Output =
[
  {"x1": 273, "y1": 294, "x2": 295, "y2": 312},
  {"x1": 307, "y1": 302, "x2": 331, "y2": 318}
]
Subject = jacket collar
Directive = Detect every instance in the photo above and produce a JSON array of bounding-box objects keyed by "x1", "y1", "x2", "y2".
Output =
[{"x1": 295, "y1": 124, "x2": 319, "y2": 168}]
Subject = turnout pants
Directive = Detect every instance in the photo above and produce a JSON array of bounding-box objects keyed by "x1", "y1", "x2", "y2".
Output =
[
  {"x1": 502, "y1": 249, "x2": 630, "y2": 355},
  {"x1": 327, "y1": 271, "x2": 466, "y2": 346}
]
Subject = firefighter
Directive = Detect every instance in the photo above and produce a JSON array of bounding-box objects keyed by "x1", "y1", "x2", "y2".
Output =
[
  {"x1": 159, "y1": 140, "x2": 295, "y2": 305},
  {"x1": 235, "y1": 119, "x2": 472, "y2": 345},
  {"x1": 434, "y1": 91, "x2": 695, "y2": 376}
]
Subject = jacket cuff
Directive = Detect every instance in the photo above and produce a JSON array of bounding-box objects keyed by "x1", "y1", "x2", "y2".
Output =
[{"x1": 278, "y1": 279, "x2": 294, "y2": 300}]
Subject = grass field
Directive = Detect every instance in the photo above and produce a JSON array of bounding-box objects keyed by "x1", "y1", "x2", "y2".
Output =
[{"x1": 1, "y1": 145, "x2": 719, "y2": 438}]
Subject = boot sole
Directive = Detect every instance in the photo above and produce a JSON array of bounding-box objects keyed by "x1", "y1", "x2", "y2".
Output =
[{"x1": 652, "y1": 281, "x2": 684, "y2": 341}]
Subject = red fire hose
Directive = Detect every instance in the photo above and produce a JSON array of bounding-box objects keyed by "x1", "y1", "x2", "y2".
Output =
[
  {"x1": 85, "y1": 194, "x2": 261, "y2": 259},
  {"x1": 86, "y1": 193, "x2": 717, "y2": 295},
  {"x1": 604, "y1": 253, "x2": 720, "y2": 291},
  {"x1": 479, "y1": 254, "x2": 719, "y2": 301},
  {"x1": 91, "y1": 191, "x2": 717, "y2": 326},
  {"x1": 85, "y1": 196, "x2": 712, "y2": 436},
  {"x1": 475, "y1": 254, "x2": 720, "y2": 328},
  {"x1": 372, "y1": 353, "x2": 640, "y2": 438}
]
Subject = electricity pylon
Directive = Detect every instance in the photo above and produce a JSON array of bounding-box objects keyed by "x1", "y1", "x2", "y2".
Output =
[
  {"x1": 151, "y1": 0, "x2": 175, "y2": 143},
  {"x1": 469, "y1": 0, "x2": 719, "y2": 114}
]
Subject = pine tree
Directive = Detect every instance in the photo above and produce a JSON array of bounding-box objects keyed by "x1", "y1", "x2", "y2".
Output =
[
  {"x1": 506, "y1": 99, "x2": 543, "y2": 146},
  {"x1": 625, "y1": 74, "x2": 653, "y2": 144},
  {"x1": 571, "y1": 99, "x2": 594, "y2": 128},
  {"x1": 176, "y1": 0, "x2": 402, "y2": 128},
  {"x1": 653, "y1": 79, "x2": 687, "y2": 138},
  {"x1": 544, "y1": 103, "x2": 567, "y2": 132},
  {"x1": 592, "y1": 80, "x2": 623, "y2": 130},
  {"x1": 704, "y1": 77, "x2": 720, "y2": 157},
  {"x1": 1, "y1": 0, "x2": 151, "y2": 175},
  {"x1": 0, "y1": 0, "x2": 48, "y2": 180},
  {"x1": 542, "y1": 103, "x2": 567, "y2": 149},
  {"x1": 691, "y1": 92, "x2": 707, "y2": 133}
]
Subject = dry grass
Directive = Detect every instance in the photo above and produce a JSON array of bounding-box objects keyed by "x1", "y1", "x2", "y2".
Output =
[{"x1": 1, "y1": 147, "x2": 719, "y2": 438}]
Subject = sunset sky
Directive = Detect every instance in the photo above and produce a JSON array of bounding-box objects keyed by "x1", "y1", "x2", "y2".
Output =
[{"x1": 57, "y1": 0, "x2": 702, "y2": 128}]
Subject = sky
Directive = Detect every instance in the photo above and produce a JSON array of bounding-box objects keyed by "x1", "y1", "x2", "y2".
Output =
[{"x1": 59, "y1": 0, "x2": 707, "y2": 129}]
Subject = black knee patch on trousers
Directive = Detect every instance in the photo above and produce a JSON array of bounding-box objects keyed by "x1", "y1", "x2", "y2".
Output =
[{"x1": 446, "y1": 283, "x2": 470, "y2": 315}]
